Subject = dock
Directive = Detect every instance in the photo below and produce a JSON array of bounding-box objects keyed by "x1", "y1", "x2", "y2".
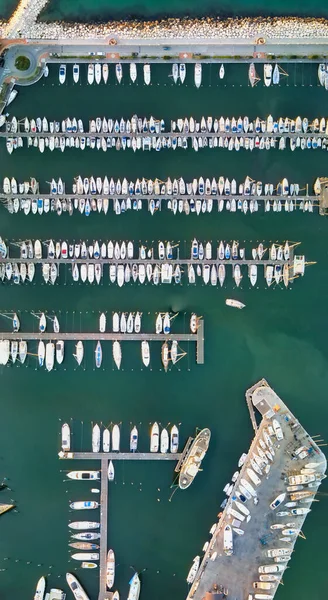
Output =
[
  {"x1": 187, "y1": 380, "x2": 326, "y2": 600},
  {"x1": 1, "y1": 130, "x2": 328, "y2": 140},
  {"x1": 62, "y1": 451, "x2": 182, "y2": 460}
]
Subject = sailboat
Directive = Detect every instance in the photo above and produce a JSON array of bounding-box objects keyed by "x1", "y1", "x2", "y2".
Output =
[
  {"x1": 219, "y1": 64, "x2": 225, "y2": 79},
  {"x1": 12, "y1": 312, "x2": 20, "y2": 332},
  {"x1": 74, "y1": 341, "x2": 84, "y2": 365},
  {"x1": 141, "y1": 340, "x2": 150, "y2": 367},
  {"x1": 38, "y1": 340, "x2": 45, "y2": 367},
  {"x1": 113, "y1": 341, "x2": 122, "y2": 370},
  {"x1": 273, "y1": 63, "x2": 280, "y2": 84},
  {"x1": 249, "y1": 63, "x2": 259, "y2": 87},
  {"x1": 92, "y1": 424, "x2": 100, "y2": 453},
  {"x1": 172, "y1": 63, "x2": 179, "y2": 84},
  {"x1": 108, "y1": 460, "x2": 115, "y2": 481},
  {"x1": 34, "y1": 576, "x2": 46, "y2": 600},
  {"x1": 161, "y1": 342, "x2": 169, "y2": 371},
  {"x1": 127, "y1": 573, "x2": 140, "y2": 600},
  {"x1": 39, "y1": 313, "x2": 46, "y2": 332}
]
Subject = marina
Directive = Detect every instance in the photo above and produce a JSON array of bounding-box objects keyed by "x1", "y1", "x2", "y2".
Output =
[{"x1": 186, "y1": 380, "x2": 327, "y2": 600}]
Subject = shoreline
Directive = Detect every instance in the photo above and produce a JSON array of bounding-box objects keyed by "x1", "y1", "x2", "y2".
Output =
[{"x1": 3, "y1": 15, "x2": 328, "y2": 40}]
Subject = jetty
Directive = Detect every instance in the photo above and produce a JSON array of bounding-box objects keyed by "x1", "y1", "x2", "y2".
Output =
[{"x1": 187, "y1": 379, "x2": 326, "y2": 600}]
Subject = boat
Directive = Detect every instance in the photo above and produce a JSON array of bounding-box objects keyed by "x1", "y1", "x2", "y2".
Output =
[
  {"x1": 59, "y1": 64, "x2": 66, "y2": 84},
  {"x1": 102, "y1": 428, "x2": 110, "y2": 453},
  {"x1": 69, "y1": 521, "x2": 100, "y2": 530},
  {"x1": 264, "y1": 64, "x2": 272, "y2": 86},
  {"x1": 108, "y1": 460, "x2": 115, "y2": 481},
  {"x1": 73, "y1": 64, "x2": 79, "y2": 83},
  {"x1": 115, "y1": 63, "x2": 122, "y2": 83},
  {"x1": 170, "y1": 425, "x2": 179, "y2": 453},
  {"x1": 273, "y1": 63, "x2": 280, "y2": 84},
  {"x1": 92, "y1": 424, "x2": 100, "y2": 453},
  {"x1": 81, "y1": 562, "x2": 97, "y2": 569},
  {"x1": 112, "y1": 424, "x2": 120, "y2": 451},
  {"x1": 34, "y1": 576, "x2": 46, "y2": 600},
  {"x1": 70, "y1": 501, "x2": 99, "y2": 510},
  {"x1": 179, "y1": 428, "x2": 211, "y2": 489},
  {"x1": 172, "y1": 63, "x2": 179, "y2": 83},
  {"x1": 87, "y1": 64, "x2": 94, "y2": 85},
  {"x1": 56, "y1": 340, "x2": 64, "y2": 365},
  {"x1": 147, "y1": 420, "x2": 159, "y2": 453},
  {"x1": 249, "y1": 63, "x2": 258, "y2": 87},
  {"x1": 194, "y1": 63, "x2": 202, "y2": 88},
  {"x1": 127, "y1": 572, "x2": 140, "y2": 600},
  {"x1": 61, "y1": 423, "x2": 70, "y2": 451},
  {"x1": 186, "y1": 556, "x2": 200, "y2": 584},
  {"x1": 270, "y1": 492, "x2": 286, "y2": 510},
  {"x1": 113, "y1": 341, "x2": 122, "y2": 370},
  {"x1": 130, "y1": 63, "x2": 137, "y2": 82},
  {"x1": 45, "y1": 342, "x2": 54, "y2": 372},
  {"x1": 160, "y1": 428, "x2": 169, "y2": 454},
  {"x1": 143, "y1": 63, "x2": 151, "y2": 85},
  {"x1": 225, "y1": 299, "x2": 245, "y2": 309},
  {"x1": 179, "y1": 63, "x2": 186, "y2": 83},
  {"x1": 161, "y1": 341, "x2": 169, "y2": 371},
  {"x1": 69, "y1": 542, "x2": 100, "y2": 550},
  {"x1": 72, "y1": 532, "x2": 101, "y2": 541},
  {"x1": 74, "y1": 341, "x2": 84, "y2": 365},
  {"x1": 106, "y1": 549, "x2": 115, "y2": 589},
  {"x1": 66, "y1": 573, "x2": 91, "y2": 600},
  {"x1": 190, "y1": 313, "x2": 198, "y2": 333},
  {"x1": 39, "y1": 312, "x2": 46, "y2": 332},
  {"x1": 99, "y1": 312, "x2": 106, "y2": 333},
  {"x1": 223, "y1": 524, "x2": 233, "y2": 555},
  {"x1": 130, "y1": 426, "x2": 138, "y2": 451},
  {"x1": 219, "y1": 64, "x2": 225, "y2": 79},
  {"x1": 141, "y1": 340, "x2": 150, "y2": 367},
  {"x1": 67, "y1": 471, "x2": 100, "y2": 480},
  {"x1": 95, "y1": 341, "x2": 102, "y2": 368}
]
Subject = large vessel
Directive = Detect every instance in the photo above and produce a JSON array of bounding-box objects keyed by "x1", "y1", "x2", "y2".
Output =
[
  {"x1": 66, "y1": 573, "x2": 90, "y2": 600},
  {"x1": 106, "y1": 549, "x2": 115, "y2": 589},
  {"x1": 34, "y1": 576, "x2": 46, "y2": 600},
  {"x1": 179, "y1": 428, "x2": 211, "y2": 489},
  {"x1": 127, "y1": 572, "x2": 140, "y2": 600},
  {"x1": 67, "y1": 471, "x2": 100, "y2": 480}
]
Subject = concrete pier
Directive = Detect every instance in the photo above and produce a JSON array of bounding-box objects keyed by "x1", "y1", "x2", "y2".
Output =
[
  {"x1": 62, "y1": 451, "x2": 182, "y2": 460},
  {"x1": 187, "y1": 380, "x2": 326, "y2": 600}
]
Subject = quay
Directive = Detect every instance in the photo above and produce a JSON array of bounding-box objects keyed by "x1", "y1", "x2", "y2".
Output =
[{"x1": 187, "y1": 380, "x2": 326, "y2": 600}]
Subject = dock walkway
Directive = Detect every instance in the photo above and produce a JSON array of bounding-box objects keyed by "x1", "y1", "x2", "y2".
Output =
[{"x1": 1, "y1": 130, "x2": 328, "y2": 140}]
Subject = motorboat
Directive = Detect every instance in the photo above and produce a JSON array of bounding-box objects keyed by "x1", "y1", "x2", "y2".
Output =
[
  {"x1": 72, "y1": 532, "x2": 101, "y2": 541},
  {"x1": 68, "y1": 521, "x2": 100, "y2": 530},
  {"x1": 45, "y1": 342, "x2": 55, "y2": 372},
  {"x1": 270, "y1": 492, "x2": 286, "y2": 510},
  {"x1": 103, "y1": 428, "x2": 110, "y2": 452},
  {"x1": 143, "y1": 63, "x2": 151, "y2": 85},
  {"x1": 130, "y1": 62, "x2": 137, "y2": 82},
  {"x1": 69, "y1": 543, "x2": 100, "y2": 550},
  {"x1": 225, "y1": 299, "x2": 245, "y2": 309},
  {"x1": 106, "y1": 549, "x2": 115, "y2": 589},
  {"x1": 59, "y1": 64, "x2": 66, "y2": 84},
  {"x1": 56, "y1": 340, "x2": 64, "y2": 365},
  {"x1": 219, "y1": 63, "x2": 225, "y2": 79},
  {"x1": 170, "y1": 425, "x2": 179, "y2": 453},
  {"x1": 113, "y1": 341, "x2": 122, "y2": 370},
  {"x1": 61, "y1": 423, "x2": 70, "y2": 451},
  {"x1": 92, "y1": 424, "x2": 101, "y2": 453},
  {"x1": 87, "y1": 64, "x2": 94, "y2": 85},
  {"x1": 160, "y1": 428, "x2": 169, "y2": 453},
  {"x1": 95, "y1": 341, "x2": 102, "y2": 368},
  {"x1": 73, "y1": 64, "x2": 79, "y2": 83},
  {"x1": 141, "y1": 340, "x2": 150, "y2": 367},
  {"x1": 150, "y1": 422, "x2": 159, "y2": 452},
  {"x1": 186, "y1": 556, "x2": 200, "y2": 584},
  {"x1": 179, "y1": 428, "x2": 211, "y2": 489},
  {"x1": 223, "y1": 524, "x2": 233, "y2": 555},
  {"x1": 72, "y1": 552, "x2": 99, "y2": 561},
  {"x1": 130, "y1": 426, "x2": 138, "y2": 451},
  {"x1": 108, "y1": 460, "x2": 115, "y2": 481},
  {"x1": 264, "y1": 63, "x2": 272, "y2": 86},
  {"x1": 194, "y1": 63, "x2": 202, "y2": 88},
  {"x1": 34, "y1": 576, "x2": 46, "y2": 600},
  {"x1": 112, "y1": 424, "x2": 120, "y2": 451},
  {"x1": 66, "y1": 574, "x2": 90, "y2": 600},
  {"x1": 67, "y1": 471, "x2": 100, "y2": 480},
  {"x1": 70, "y1": 501, "x2": 99, "y2": 510},
  {"x1": 116, "y1": 63, "x2": 122, "y2": 83},
  {"x1": 74, "y1": 341, "x2": 84, "y2": 365},
  {"x1": 81, "y1": 562, "x2": 97, "y2": 569},
  {"x1": 99, "y1": 312, "x2": 106, "y2": 333},
  {"x1": 127, "y1": 572, "x2": 140, "y2": 600}
]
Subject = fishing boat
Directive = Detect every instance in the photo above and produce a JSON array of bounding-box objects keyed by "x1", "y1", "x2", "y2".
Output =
[
  {"x1": 67, "y1": 471, "x2": 100, "y2": 480},
  {"x1": 130, "y1": 426, "x2": 138, "y2": 451},
  {"x1": 95, "y1": 341, "x2": 102, "y2": 368},
  {"x1": 61, "y1": 423, "x2": 70, "y2": 451},
  {"x1": 225, "y1": 299, "x2": 245, "y2": 309},
  {"x1": 106, "y1": 549, "x2": 115, "y2": 589},
  {"x1": 70, "y1": 501, "x2": 99, "y2": 510},
  {"x1": 108, "y1": 460, "x2": 115, "y2": 481},
  {"x1": 194, "y1": 63, "x2": 202, "y2": 88},
  {"x1": 113, "y1": 341, "x2": 122, "y2": 370},
  {"x1": 160, "y1": 428, "x2": 169, "y2": 453},
  {"x1": 186, "y1": 556, "x2": 200, "y2": 584},
  {"x1": 34, "y1": 576, "x2": 46, "y2": 600},
  {"x1": 179, "y1": 428, "x2": 211, "y2": 489},
  {"x1": 150, "y1": 422, "x2": 159, "y2": 452},
  {"x1": 223, "y1": 524, "x2": 233, "y2": 555},
  {"x1": 143, "y1": 63, "x2": 151, "y2": 85},
  {"x1": 69, "y1": 521, "x2": 100, "y2": 530},
  {"x1": 92, "y1": 424, "x2": 100, "y2": 453},
  {"x1": 112, "y1": 424, "x2": 120, "y2": 451},
  {"x1": 141, "y1": 340, "x2": 150, "y2": 367},
  {"x1": 127, "y1": 572, "x2": 140, "y2": 600}
]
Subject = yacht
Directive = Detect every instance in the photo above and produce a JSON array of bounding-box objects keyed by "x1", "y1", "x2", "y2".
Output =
[
  {"x1": 150, "y1": 422, "x2": 159, "y2": 452},
  {"x1": 108, "y1": 460, "x2": 115, "y2": 481},
  {"x1": 186, "y1": 556, "x2": 200, "y2": 584},
  {"x1": 73, "y1": 64, "x2": 79, "y2": 83},
  {"x1": 66, "y1": 573, "x2": 91, "y2": 600},
  {"x1": 106, "y1": 549, "x2": 115, "y2": 589},
  {"x1": 141, "y1": 340, "x2": 150, "y2": 367},
  {"x1": 179, "y1": 428, "x2": 211, "y2": 489},
  {"x1": 127, "y1": 573, "x2": 140, "y2": 600},
  {"x1": 34, "y1": 576, "x2": 46, "y2": 600},
  {"x1": 194, "y1": 63, "x2": 202, "y2": 88},
  {"x1": 92, "y1": 424, "x2": 101, "y2": 453},
  {"x1": 61, "y1": 423, "x2": 70, "y2": 451},
  {"x1": 130, "y1": 426, "x2": 138, "y2": 451},
  {"x1": 59, "y1": 64, "x2": 66, "y2": 84}
]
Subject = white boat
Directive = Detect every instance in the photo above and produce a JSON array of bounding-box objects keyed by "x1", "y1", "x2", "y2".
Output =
[
  {"x1": 95, "y1": 341, "x2": 102, "y2": 368},
  {"x1": 92, "y1": 424, "x2": 101, "y2": 453},
  {"x1": 45, "y1": 342, "x2": 55, "y2": 372},
  {"x1": 219, "y1": 64, "x2": 225, "y2": 79},
  {"x1": 39, "y1": 312, "x2": 46, "y2": 332},
  {"x1": 99, "y1": 312, "x2": 106, "y2": 333},
  {"x1": 38, "y1": 341, "x2": 45, "y2": 367},
  {"x1": 179, "y1": 63, "x2": 186, "y2": 83},
  {"x1": 69, "y1": 521, "x2": 100, "y2": 530},
  {"x1": 264, "y1": 63, "x2": 272, "y2": 86},
  {"x1": 270, "y1": 492, "x2": 286, "y2": 510},
  {"x1": 59, "y1": 64, "x2": 66, "y2": 84},
  {"x1": 88, "y1": 64, "x2": 94, "y2": 85},
  {"x1": 160, "y1": 428, "x2": 169, "y2": 454},
  {"x1": 108, "y1": 460, "x2": 115, "y2": 481},
  {"x1": 225, "y1": 299, "x2": 245, "y2": 309},
  {"x1": 66, "y1": 573, "x2": 90, "y2": 600},
  {"x1": 144, "y1": 63, "x2": 151, "y2": 85},
  {"x1": 115, "y1": 63, "x2": 122, "y2": 83},
  {"x1": 223, "y1": 524, "x2": 233, "y2": 555},
  {"x1": 74, "y1": 341, "x2": 84, "y2": 365},
  {"x1": 130, "y1": 63, "x2": 137, "y2": 82},
  {"x1": 172, "y1": 63, "x2": 179, "y2": 83},
  {"x1": 72, "y1": 552, "x2": 99, "y2": 561},
  {"x1": 73, "y1": 64, "x2": 79, "y2": 83},
  {"x1": 61, "y1": 423, "x2": 70, "y2": 451},
  {"x1": 141, "y1": 340, "x2": 150, "y2": 367},
  {"x1": 127, "y1": 573, "x2": 140, "y2": 600},
  {"x1": 194, "y1": 63, "x2": 202, "y2": 88},
  {"x1": 170, "y1": 425, "x2": 179, "y2": 453},
  {"x1": 34, "y1": 576, "x2": 46, "y2": 600},
  {"x1": 113, "y1": 341, "x2": 122, "y2": 369},
  {"x1": 150, "y1": 422, "x2": 159, "y2": 452},
  {"x1": 81, "y1": 562, "x2": 97, "y2": 569},
  {"x1": 95, "y1": 63, "x2": 101, "y2": 84},
  {"x1": 56, "y1": 340, "x2": 64, "y2": 365},
  {"x1": 112, "y1": 424, "x2": 120, "y2": 451},
  {"x1": 186, "y1": 556, "x2": 200, "y2": 584},
  {"x1": 103, "y1": 428, "x2": 110, "y2": 452},
  {"x1": 106, "y1": 549, "x2": 115, "y2": 589},
  {"x1": 70, "y1": 501, "x2": 99, "y2": 510},
  {"x1": 130, "y1": 426, "x2": 138, "y2": 451}
]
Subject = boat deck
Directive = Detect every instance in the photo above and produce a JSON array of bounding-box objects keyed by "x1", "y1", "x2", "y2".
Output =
[{"x1": 187, "y1": 380, "x2": 326, "y2": 600}]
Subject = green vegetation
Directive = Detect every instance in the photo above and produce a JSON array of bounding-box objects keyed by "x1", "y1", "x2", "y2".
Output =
[{"x1": 14, "y1": 55, "x2": 30, "y2": 71}]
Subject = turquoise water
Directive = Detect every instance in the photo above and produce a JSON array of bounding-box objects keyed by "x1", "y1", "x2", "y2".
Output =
[
  {"x1": 2, "y1": 0, "x2": 328, "y2": 21},
  {"x1": 0, "y1": 63, "x2": 328, "y2": 600}
]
